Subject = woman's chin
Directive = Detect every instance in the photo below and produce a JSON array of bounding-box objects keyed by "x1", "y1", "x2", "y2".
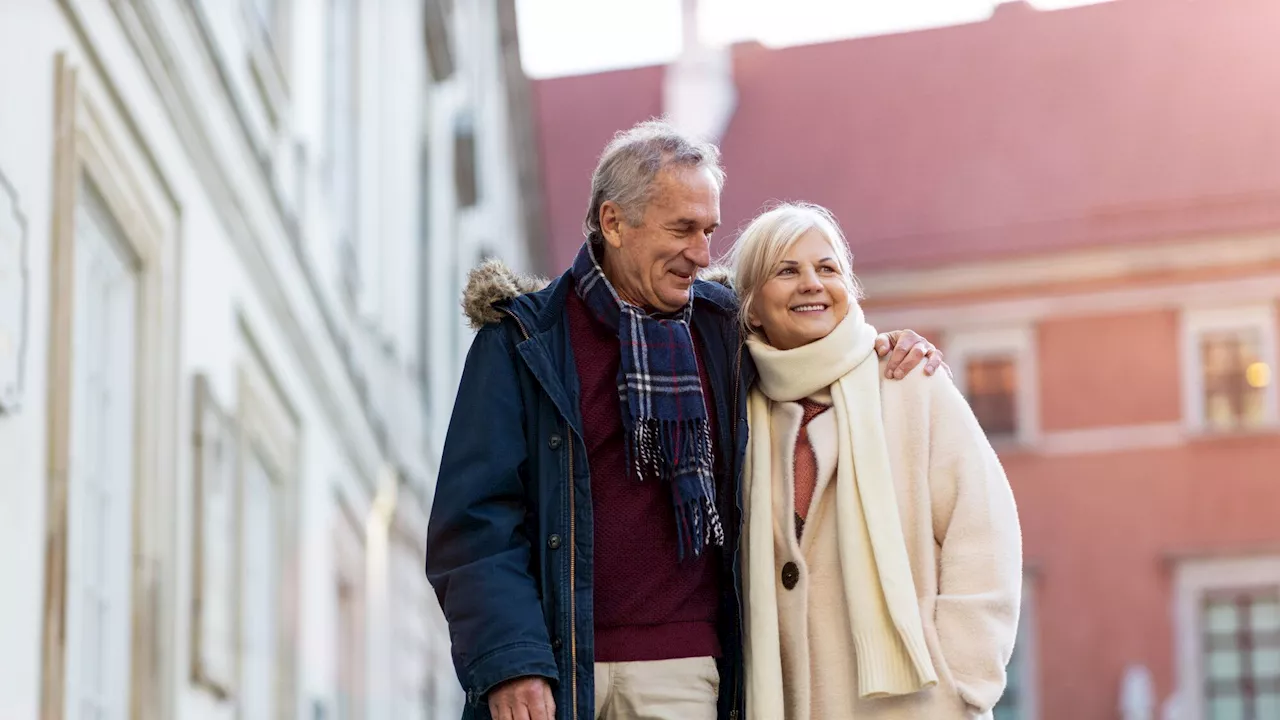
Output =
[{"x1": 795, "y1": 318, "x2": 837, "y2": 341}]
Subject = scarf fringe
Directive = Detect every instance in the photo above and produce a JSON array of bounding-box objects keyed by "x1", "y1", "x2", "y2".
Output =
[{"x1": 628, "y1": 418, "x2": 725, "y2": 561}]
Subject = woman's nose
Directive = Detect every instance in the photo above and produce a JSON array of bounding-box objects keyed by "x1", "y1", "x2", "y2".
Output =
[{"x1": 798, "y1": 268, "x2": 823, "y2": 291}]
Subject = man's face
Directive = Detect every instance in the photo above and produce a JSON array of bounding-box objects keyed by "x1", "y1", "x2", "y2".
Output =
[{"x1": 600, "y1": 165, "x2": 720, "y2": 313}]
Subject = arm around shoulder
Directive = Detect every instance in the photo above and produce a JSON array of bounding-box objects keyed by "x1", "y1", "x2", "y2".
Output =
[
  {"x1": 925, "y1": 374, "x2": 1023, "y2": 713},
  {"x1": 426, "y1": 323, "x2": 558, "y2": 699}
]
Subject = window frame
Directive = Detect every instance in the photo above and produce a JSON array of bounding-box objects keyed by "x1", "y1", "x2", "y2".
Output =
[
  {"x1": 1180, "y1": 305, "x2": 1280, "y2": 434},
  {"x1": 324, "y1": 0, "x2": 361, "y2": 310},
  {"x1": 334, "y1": 498, "x2": 367, "y2": 720},
  {"x1": 944, "y1": 326, "x2": 1039, "y2": 447},
  {"x1": 191, "y1": 374, "x2": 241, "y2": 699},
  {"x1": 241, "y1": 0, "x2": 292, "y2": 133},
  {"x1": 1174, "y1": 555, "x2": 1280, "y2": 720},
  {"x1": 234, "y1": 331, "x2": 301, "y2": 720},
  {"x1": 41, "y1": 52, "x2": 182, "y2": 720}
]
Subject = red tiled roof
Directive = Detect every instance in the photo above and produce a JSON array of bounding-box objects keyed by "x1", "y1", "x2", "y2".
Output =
[{"x1": 532, "y1": 0, "x2": 1280, "y2": 272}]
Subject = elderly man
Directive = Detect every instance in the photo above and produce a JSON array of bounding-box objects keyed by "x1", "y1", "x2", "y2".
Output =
[{"x1": 426, "y1": 120, "x2": 945, "y2": 720}]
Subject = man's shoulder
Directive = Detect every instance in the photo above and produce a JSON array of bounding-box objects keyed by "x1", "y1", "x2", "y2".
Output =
[{"x1": 692, "y1": 273, "x2": 740, "y2": 315}]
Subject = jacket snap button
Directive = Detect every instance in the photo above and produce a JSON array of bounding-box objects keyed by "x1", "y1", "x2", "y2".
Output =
[
  {"x1": 547, "y1": 534, "x2": 562, "y2": 550},
  {"x1": 552, "y1": 637, "x2": 563, "y2": 651},
  {"x1": 781, "y1": 561, "x2": 800, "y2": 590},
  {"x1": 548, "y1": 434, "x2": 562, "y2": 450}
]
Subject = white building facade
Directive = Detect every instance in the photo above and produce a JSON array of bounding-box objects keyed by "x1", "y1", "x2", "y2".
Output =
[{"x1": 0, "y1": 0, "x2": 544, "y2": 718}]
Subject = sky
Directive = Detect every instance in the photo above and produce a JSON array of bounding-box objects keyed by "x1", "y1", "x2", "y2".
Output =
[{"x1": 515, "y1": 0, "x2": 1114, "y2": 79}]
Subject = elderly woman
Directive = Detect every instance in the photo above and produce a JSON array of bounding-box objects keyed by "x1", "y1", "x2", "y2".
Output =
[{"x1": 727, "y1": 203, "x2": 1022, "y2": 720}]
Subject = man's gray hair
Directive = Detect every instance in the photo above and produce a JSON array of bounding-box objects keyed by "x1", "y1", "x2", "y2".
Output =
[{"x1": 583, "y1": 119, "x2": 726, "y2": 244}]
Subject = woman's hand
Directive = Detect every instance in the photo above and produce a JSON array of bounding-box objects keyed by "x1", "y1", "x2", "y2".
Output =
[{"x1": 875, "y1": 329, "x2": 948, "y2": 379}]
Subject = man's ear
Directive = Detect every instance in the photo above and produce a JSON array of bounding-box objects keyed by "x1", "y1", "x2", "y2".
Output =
[{"x1": 600, "y1": 201, "x2": 626, "y2": 250}]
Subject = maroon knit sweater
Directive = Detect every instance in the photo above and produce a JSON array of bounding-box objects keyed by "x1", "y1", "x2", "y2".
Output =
[{"x1": 566, "y1": 290, "x2": 722, "y2": 663}]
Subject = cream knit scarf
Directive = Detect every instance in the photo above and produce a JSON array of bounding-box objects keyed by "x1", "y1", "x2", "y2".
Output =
[{"x1": 745, "y1": 303, "x2": 938, "y2": 716}]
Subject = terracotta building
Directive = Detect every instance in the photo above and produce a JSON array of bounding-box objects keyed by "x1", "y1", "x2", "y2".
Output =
[{"x1": 530, "y1": 1, "x2": 1280, "y2": 718}]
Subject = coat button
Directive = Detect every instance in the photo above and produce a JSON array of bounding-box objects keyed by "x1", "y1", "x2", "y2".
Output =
[
  {"x1": 781, "y1": 561, "x2": 800, "y2": 590},
  {"x1": 547, "y1": 534, "x2": 562, "y2": 550},
  {"x1": 548, "y1": 434, "x2": 562, "y2": 450},
  {"x1": 552, "y1": 637, "x2": 563, "y2": 651}
]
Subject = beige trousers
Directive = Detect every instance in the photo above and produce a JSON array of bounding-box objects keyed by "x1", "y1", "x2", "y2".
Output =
[{"x1": 593, "y1": 656, "x2": 720, "y2": 720}]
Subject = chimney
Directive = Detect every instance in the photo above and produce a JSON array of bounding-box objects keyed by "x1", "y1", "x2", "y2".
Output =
[{"x1": 663, "y1": 0, "x2": 736, "y2": 143}]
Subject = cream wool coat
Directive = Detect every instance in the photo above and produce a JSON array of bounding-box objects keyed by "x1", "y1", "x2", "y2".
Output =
[{"x1": 744, "y1": 359, "x2": 1023, "y2": 720}]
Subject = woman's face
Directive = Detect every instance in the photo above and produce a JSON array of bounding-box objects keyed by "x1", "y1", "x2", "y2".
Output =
[{"x1": 748, "y1": 229, "x2": 852, "y2": 351}]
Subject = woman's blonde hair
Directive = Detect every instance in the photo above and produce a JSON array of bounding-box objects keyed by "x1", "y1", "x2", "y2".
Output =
[{"x1": 725, "y1": 202, "x2": 863, "y2": 335}]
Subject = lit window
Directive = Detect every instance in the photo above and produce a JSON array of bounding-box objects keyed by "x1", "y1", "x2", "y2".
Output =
[
  {"x1": 1201, "y1": 329, "x2": 1269, "y2": 431},
  {"x1": 1182, "y1": 307, "x2": 1278, "y2": 432}
]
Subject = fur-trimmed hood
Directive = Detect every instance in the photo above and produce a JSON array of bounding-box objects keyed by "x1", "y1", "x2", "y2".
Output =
[
  {"x1": 461, "y1": 259, "x2": 737, "y2": 330},
  {"x1": 461, "y1": 259, "x2": 551, "y2": 330}
]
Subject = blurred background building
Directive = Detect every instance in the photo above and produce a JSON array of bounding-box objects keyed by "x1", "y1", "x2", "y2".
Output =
[
  {"x1": 531, "y1": 1, "x2": 1280, "y2": 719},
  {"x1": 5, "y1": 0, "x2": 1280, "y2": 719},
  {"x1": 0, "y1": 0, "x2": 541, "y2": 718}
]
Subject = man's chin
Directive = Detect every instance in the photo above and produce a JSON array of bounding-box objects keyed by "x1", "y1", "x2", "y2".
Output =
[{"x1": 655, "y1": 290, "x2": 692, "y2": 312}]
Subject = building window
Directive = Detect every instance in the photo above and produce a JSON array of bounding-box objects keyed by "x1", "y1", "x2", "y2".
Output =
[
  {"x1": 336, "y1": 578, "x2": 365, "y2": 720},
  {"x1": 249, "y1": 0, "x2": 277, "y2": 29},
  {"x1": 235, "y1": 338, "x2": 301, "y2": 720},
  {"x1": 244, "y1": 0, "x2": 291, "y2": 131},
  {"x1": 1181, "y1": 307, "x2": 1278, "y2": 433},
  {"x1": 994, "y1": 579, "x2": 1038, "y2": 720},
  {"x1": 995, "y1": 637, "x2": 1025, "y2": 719},
  {"x1": 1202, "y1": 589, "x2": 1280, "y2": 719},
  {"x1": 1201, "y1": 329, "x2": 1268, "y2": 430},
  {"x1": 423, "y1": 0, "x2": 456, "y2": 82},
  {"x1": 946, "y1": 326, "x2": 1038, "y2": 445},
  {"x1": 1176, "y1": 556, "x2": 1280, "y2": 720},
  {"x1": 62, "y1": 178, "x2": 140, "y2": 720},
  {"x1": 386, "y1": 539, "x2": 430, "y2": 720},
  {"x1": 454, "y1": 113, "x2": 478, "y2": 209},
  {"x1": 239, "y1": 446, "x2": 282, "y2": 720},
  {"x1": 334, "y1": 506, "x2": 366, "y2": 720},
  {"x1": 43, "y1": 54, "x2": 183, "y2": 720},
  {"x1": 967, "y1": 356, "x2": 1018, "y2": 437},
  {"x1": 326, "y1": 0, "x2": 360, "y2": 306},
  {"x1": 417, "y1": 142, "x2": 431, "y2": 408}
]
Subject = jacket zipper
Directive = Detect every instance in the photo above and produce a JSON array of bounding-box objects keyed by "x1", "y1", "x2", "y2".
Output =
[
  {"x1": 729, "y1": 339, "x2": 744, "y2": 720},
  {"x1": 501, "y1": 308, "x2": 578, "y2": 720}
]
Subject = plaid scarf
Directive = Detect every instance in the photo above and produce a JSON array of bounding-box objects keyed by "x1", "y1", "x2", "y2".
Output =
[{"x1": 571, "y1": 242, "x2": 724, "y2": 561}]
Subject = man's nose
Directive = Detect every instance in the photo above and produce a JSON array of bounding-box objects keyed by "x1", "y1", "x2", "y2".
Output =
[{"x1": 686, "y1": 239, "x2": 711, "y2": 268}]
